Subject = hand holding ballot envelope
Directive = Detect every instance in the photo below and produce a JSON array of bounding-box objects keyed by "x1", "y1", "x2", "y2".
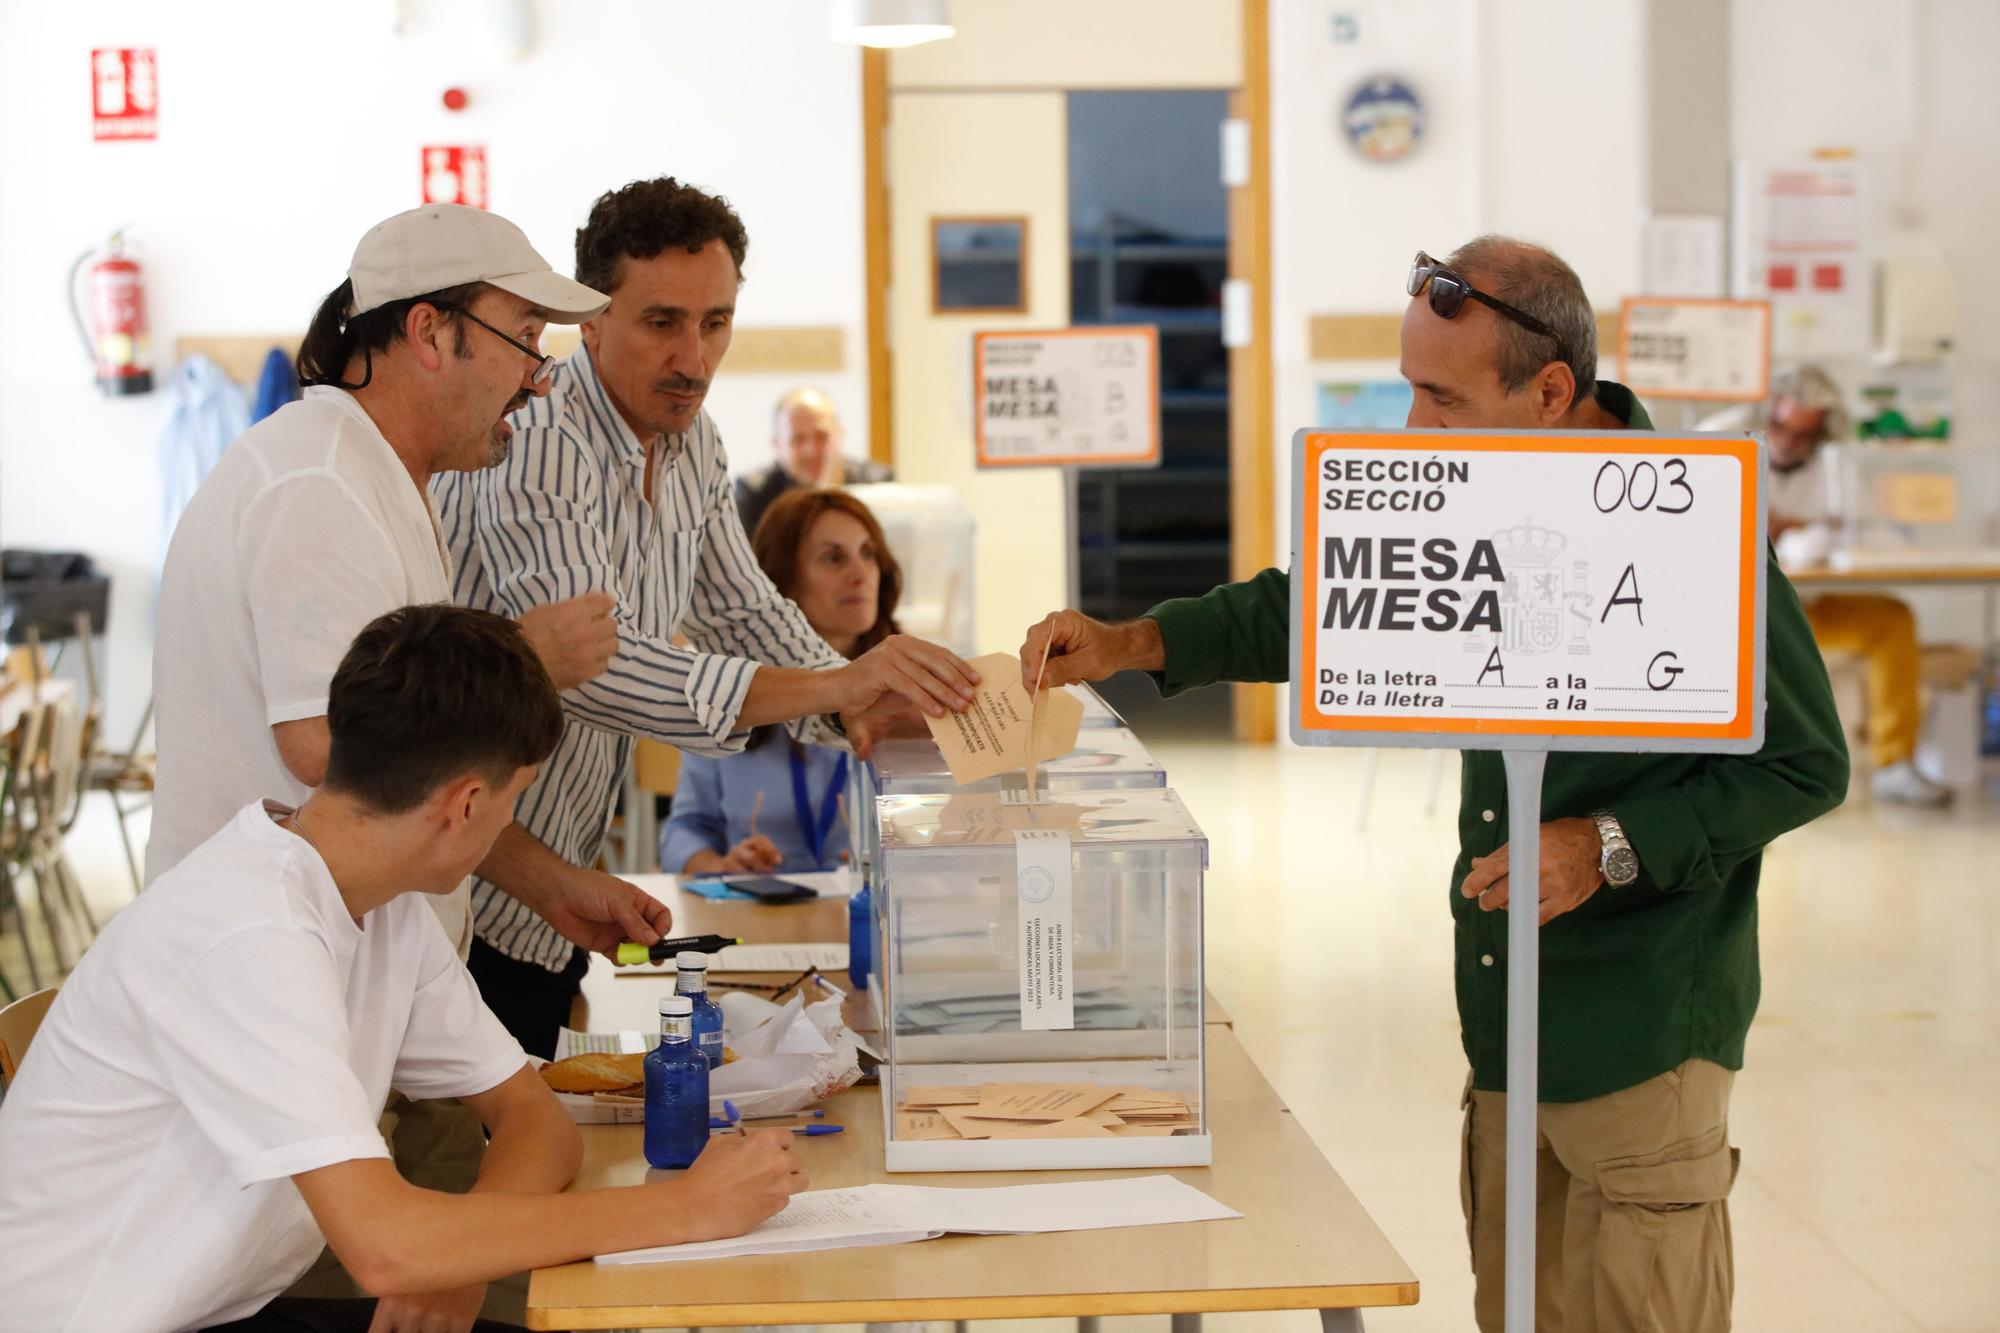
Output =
[
  {"x1": 923, "y1": 651, "x2": 1084, "y2": 788},
  {"x1": 1018, "y1": 609, "x2": 1166, "y2": 693}
]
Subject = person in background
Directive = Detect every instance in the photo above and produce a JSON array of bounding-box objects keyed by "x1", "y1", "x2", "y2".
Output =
[
  {"x1": 733, "y1": 386, "x2": 891, "y2": 535},
  {"x1": 0, "y1": 606, "x2": 801, "y2": 1333},
  {"x1": 662, "y1": 488, "x2": 901, "y2": 876},
  {"x1": 1703, "y1": 366, "x2": 1950, "y2": 807},
  {"x1": 1018, "y1": 238, "x2": 1849, "y2": 1333}
]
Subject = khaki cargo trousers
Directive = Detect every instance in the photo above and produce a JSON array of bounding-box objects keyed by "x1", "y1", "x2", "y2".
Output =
[{"x1": 1462, "y1": 1059, "x2": 1740, "y2": 1333}]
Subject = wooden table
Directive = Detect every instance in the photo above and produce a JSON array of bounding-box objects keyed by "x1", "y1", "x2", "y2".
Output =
[
  {"x1": 526, "y1": 1023, "x2": 1417, "y2": 1331},
  {"x1": 1787, "y1": 560, "x2": 2000, "y2": 589},
  {"x1": 577, "y1": 874, "x2": 1233, "y2": 1033}
]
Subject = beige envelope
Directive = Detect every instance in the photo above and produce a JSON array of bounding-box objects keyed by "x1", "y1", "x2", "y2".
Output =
[{"x1": 925, "y1": 652, "x2": 1084, "y2": 786}]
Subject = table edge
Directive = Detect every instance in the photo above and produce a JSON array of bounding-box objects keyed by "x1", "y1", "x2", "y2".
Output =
[{"x1": 523, "y1": 1280, "x2": 1422, "y2": 1330}]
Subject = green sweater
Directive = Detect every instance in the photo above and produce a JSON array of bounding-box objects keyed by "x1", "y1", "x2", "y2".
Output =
[{"x1": 1146, "y1": 384, "x2": 1849, "y2": 1101}]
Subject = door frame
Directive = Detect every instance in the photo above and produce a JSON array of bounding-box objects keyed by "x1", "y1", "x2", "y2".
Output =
[{"x1": 860, "y1": 5, "x2": 1276, "y2": 740}]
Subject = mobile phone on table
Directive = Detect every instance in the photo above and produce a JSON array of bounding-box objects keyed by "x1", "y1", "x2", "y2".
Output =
[{"x1": 723, "y1": 877, "x2": 820, "y2": 903}]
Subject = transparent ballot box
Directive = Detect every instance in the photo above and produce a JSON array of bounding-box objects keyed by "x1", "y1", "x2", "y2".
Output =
[
  {"x1": 1069, "y1": 682, "x2": 1126, "y2": 730},
  {"x1": 845, "y1": 727, "x2": 1167, "y2": 902},
  {"x1": 873, "y1": 788, "x2": 1209, "y2": 1171}
]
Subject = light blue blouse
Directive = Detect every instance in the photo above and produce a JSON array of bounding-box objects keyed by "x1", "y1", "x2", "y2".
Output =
[{"x1": 659, "y1": 735, "x2": 853, "y2": 875}]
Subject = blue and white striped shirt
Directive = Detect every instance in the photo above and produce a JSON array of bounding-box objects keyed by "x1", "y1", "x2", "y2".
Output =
[{"x1": 436, "y1": 345, "x2": 844, "y2": 970}]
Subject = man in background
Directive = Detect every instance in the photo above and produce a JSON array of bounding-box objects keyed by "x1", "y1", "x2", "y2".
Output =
[
  {"x1": 734, "y1": 386, "x2": 891, "y2": 535},
  {"x1": 1705, "y1": 366, "x2": 1949, "y2": 807}
]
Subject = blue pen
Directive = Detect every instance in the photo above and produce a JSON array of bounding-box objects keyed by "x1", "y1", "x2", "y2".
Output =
[{"x1": 790, "y1": 1124, "x2": 843, "y2": 1137}]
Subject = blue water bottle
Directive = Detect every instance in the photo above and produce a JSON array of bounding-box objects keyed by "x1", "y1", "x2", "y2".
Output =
[
  {"x1": 848, "y1": 882, "x2": 872, "y2": 990},
  {"x1": 643, "y1": 996, "x2": 709, "y2": 1169},
  {"x1": 674, "y1": 952, "x2": 726, "y2": 1070}
]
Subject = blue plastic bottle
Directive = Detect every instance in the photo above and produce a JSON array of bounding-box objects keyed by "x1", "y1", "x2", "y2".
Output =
[
  {"x1": 643, "y1": 996, "x2": 709, "y2": 1169},
  {"x1": 848, "y1": 882, "x2": 872, "y2": 990},
  {"x1": 674, "y1": 952, "x2": 726, "y2": 1070}
]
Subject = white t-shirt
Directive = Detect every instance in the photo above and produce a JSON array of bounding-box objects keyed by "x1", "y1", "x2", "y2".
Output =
[
  {"x1": 0, "y1": 801, "x2": 525, "y2": 1333},
  {"x1": 151, "y1": 386, "x2": 470, "y2": 952}
]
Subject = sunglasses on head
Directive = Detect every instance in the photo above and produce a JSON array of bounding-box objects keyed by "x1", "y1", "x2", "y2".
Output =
[{"x1": 1407, "y1": 251, "x2": 1567, "y2": 361}]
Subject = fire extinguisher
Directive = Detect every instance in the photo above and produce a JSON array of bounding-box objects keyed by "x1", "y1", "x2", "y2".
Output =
[{"x1": 67, "y1": 230, "x2": 154, "y2": 396}]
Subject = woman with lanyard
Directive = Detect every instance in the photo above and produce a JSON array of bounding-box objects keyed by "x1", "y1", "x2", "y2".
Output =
[{"x1": 660, "y1": 487, "x2": 898, "y2": 876}]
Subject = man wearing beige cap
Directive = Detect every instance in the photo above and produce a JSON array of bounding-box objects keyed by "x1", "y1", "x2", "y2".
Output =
[{"x1": 153, "y1": 205, "x2": 675, "y2": 1326}]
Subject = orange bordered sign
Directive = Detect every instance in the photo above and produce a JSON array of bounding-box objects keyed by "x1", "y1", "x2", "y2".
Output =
[
  {"x1": 1289, "y1": 429, "x2": 1766, "y2": 753},
  {"x1": 973, "y1": 326, "x2": 1160, "y2": 470},
  {"x1": 1617, "y1": 297, "x2": 1772, "y2": 403}
]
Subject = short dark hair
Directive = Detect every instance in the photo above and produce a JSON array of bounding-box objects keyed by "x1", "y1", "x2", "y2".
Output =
[
  {"x1": 1445, "y1": 235, "x2": 1597, "y2": 407},
  {"x1": 574, "y1": 177, "x2": 749, "y2": 296},
  {"x1": 295, "y1": 279, "x2": 483, "y2": 390},
  {"x1": 323, "y1": 604, "x2": 562, "y2": 814}
]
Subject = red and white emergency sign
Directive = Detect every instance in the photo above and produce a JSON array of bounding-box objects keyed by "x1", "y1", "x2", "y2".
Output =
[
  {"x1": 91, "y1": 49, "x2": 158, "y2": 142},
  {"x1": 422, "y1": 146, "x2": 489, "y2": 210}
]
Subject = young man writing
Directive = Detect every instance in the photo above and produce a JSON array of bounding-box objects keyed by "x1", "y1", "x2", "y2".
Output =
[{"x1": 0, "y1": 606, "x2": 802, "y2": 1333}]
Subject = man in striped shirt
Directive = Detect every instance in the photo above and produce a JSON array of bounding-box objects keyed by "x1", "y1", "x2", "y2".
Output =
[{"x1": 438, "y1": 178, "x2": 978, "y2": 1054}]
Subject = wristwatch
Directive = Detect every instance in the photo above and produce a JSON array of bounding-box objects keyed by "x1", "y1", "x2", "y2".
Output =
[{"x1": 1592, "y1": 810, "x2": 1640, "y2": 887}]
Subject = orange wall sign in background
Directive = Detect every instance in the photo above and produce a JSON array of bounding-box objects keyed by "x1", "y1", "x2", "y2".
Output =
[
  {"x1": 1289, "y1": 429, "x2": 1767, "y2": 754},
  {"x1": 1617, "y1": 297, "x2": 1772, "y2": 403},
  {"x1": 973, "y1": 326, "x2": 1160, "y2": 470}
]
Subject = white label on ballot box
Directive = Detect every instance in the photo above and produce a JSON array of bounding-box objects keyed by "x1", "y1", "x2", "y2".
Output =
[{"x1": 1012, "y1": 829, "x2": 1074, "y2": 1031}]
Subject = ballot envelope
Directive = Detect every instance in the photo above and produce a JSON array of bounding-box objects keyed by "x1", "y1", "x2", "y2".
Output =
[{"x1": 870, "y1": 787, "x2": 1209, "y2": 1171}]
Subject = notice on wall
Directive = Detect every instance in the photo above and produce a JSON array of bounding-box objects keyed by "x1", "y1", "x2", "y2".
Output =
[
  {"x1": 422, "y1": 145, "x2": 489, "y2": 210},
  {"x1": 1618, "y1": 298, "x2": 1771, "y2": 403},
  {"x1": 1289, "y1": 430, "x2": 1766, "y2": 753},
  {"x1": 974, "y1": 326, "x2": 1159, "y2": 470},
  {"x1": 1731, "y1": 158, "x2": 1870, "y2": 359},
  {"x1": 91, "y1": 49, "x2": 157, "y2": 141},
  {"x1": 1013, "y1": 829, "x2": 1074, "y2": 1032}
]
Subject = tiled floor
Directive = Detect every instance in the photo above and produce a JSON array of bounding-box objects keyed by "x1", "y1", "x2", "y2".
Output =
[{"x1": 9, "y1": 720, "x2": 1996, "y2": 1331}]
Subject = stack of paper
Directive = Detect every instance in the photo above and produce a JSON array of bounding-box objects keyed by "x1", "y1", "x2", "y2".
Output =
[
  {"x1": 595, "y1": 1174, "x2": 1239, "y2": 1265},
  {"x1": 896, "y1": 1081, "x2": 1198, "y2": 1141}
]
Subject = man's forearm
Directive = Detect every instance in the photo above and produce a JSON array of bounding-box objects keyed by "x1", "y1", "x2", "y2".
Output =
[
  {"x1": 736, "y1": 663, "x2": 845, "y2": 730},
  {"x1": 476, "y1": 823, "x2": 569, "y2": 913},
  {"x1": 317, "y1": 1167, "x2": 707, "y2": 1296}
]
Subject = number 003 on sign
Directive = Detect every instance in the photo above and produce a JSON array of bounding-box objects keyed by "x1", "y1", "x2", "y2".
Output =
[{"x1": 1289, "y1": 430, "x2": 1766, "y2": 750}]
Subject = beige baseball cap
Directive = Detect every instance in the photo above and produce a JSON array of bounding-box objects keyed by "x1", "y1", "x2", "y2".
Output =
[{"x1": 346, "y1": 204, "x2": 609, "y2": 322}]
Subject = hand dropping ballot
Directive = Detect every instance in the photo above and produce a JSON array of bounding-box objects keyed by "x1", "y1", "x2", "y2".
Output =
[
  {"x1": 920, "y1": 651, "x2": 1086, "y2": 1033},
  {"x1": 923, "y1": 651, "x2": 1084, "y2": 786}
]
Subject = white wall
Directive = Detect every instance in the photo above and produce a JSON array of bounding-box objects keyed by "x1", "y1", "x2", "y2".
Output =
[
  {"x1": 0, "y1": 1, "x2": 867, "y2": 737},
  {"x1": 1730, "y1": 0, "x2": 2000, "y2": 622},
  {"x1": 1267, "y1": 0, "x2": 1648, "y2": 590}
]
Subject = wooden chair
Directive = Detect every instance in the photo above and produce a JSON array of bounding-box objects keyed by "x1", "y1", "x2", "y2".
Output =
[
  {"x1": 0, "y1": 986, "x2": 56, "y2": 1089},
  {"x1": 610, "y1": 740, "x2": 682, "y2": 875}
]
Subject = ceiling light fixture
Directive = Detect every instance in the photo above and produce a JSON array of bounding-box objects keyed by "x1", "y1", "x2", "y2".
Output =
[{"x1": 828, "y1": 0, "x2": 955, "y2": 49}]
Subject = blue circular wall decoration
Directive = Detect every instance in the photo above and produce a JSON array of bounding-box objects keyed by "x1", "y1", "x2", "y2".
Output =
[{"x1": 1342, "y1": 77, "x2": 1426, "y2": 163}]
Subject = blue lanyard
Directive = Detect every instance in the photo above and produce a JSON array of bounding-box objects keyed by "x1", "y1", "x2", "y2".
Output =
[{"x1": 788, "y1": 746, "x2": 850, "y2": 870}]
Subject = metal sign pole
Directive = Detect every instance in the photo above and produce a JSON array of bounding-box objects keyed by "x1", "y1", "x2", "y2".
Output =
[{"x1": 1500, "y1": 746, "x2": 1547, "y2": 1333}]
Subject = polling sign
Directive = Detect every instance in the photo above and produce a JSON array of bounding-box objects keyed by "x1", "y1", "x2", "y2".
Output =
[
  {"x1": 1289, "y1": 429, "x2": 1767, "y2": 753},
  {"x1": 1618, "y1": 297, "x2": 1772, "y2": 403},
  {"x1": 973, "y1": 326, "x2": 1160, "y2": 469}
]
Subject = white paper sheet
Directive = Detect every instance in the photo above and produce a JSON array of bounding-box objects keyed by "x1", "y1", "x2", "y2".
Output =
[
  {"x1": 595, "y1": 1187, "x2": 933, "y2": 1264},
  {"x1": 708, "y1": 942, "x2": 849, "y2": 972},
  {"x1": 593, "y1": 1175, "x2": 1240, "y2": 1265}
]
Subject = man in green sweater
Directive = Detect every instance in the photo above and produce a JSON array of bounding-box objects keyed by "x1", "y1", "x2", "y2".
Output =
[{"x1": 1020, "y1": 237, "x2": 1849, "y2": 1333}]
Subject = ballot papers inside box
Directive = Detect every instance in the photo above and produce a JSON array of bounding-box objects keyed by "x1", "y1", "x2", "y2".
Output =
[{"x1": 873, "y1": 787, "x2": 1209, "y2": 1171}]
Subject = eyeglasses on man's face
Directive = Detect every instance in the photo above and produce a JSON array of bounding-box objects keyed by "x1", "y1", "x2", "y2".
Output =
[{"x1": 436, "y1": 303, "x2": 556, "y2": 386}]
